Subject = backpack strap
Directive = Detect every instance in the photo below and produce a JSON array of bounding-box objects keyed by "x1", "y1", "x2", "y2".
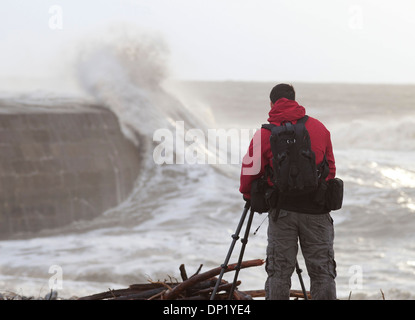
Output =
[
  {"x1": 260, "y1": 124, "x2": 276, "y2": 182},
  {"x1": 296, "y1": 115, "x2": 309, "y2": 124},
  {"x1": 261, "y1": 123, "x2": 276, "y2": 131},
  {"x1": 317, "y1": 154, "x2": 330, "y2": 180},
  {"x1": 262, "y1": 115, "x2": 308, "y2": 130}
]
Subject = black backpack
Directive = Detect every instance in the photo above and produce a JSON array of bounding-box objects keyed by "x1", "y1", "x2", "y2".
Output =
[
  {"x1": 249, "y1": 115, "x2": 338, "y2": 214},
  {"x1": 262, "y1": 116, "x2": 325, "y2": 195}
]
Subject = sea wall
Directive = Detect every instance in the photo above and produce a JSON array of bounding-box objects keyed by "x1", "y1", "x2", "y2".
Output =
[{"x1": 0, "y1": 99, "x2": 141, "y2": 238}]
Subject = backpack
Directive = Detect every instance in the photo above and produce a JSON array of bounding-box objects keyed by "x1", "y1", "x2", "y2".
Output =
[
  {"x1": 262, "y1": 116, "x2": 327, "y2": 196},
  {"x1": 249, "y1": 115, "x2": 340, "y2": 214}
]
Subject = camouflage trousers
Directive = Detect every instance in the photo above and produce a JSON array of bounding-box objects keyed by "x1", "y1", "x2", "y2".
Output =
[{"x1": 265, "y1": 209, "x2": 337, "y2": 300}]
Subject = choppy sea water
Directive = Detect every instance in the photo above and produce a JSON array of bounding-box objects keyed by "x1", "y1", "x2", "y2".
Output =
[{"x1": 1, "y1": 36, "x2": 415, "y2": 300}]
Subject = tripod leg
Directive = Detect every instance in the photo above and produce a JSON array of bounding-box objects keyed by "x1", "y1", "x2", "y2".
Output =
[
  {"x1": 228, "y1": 208, "x2": 255, "y2": 299},
  {"x1": 295, "y1": 260, "x2": 308, "y2": 300},
  {"x1": 210, "y1": 202, "x2": 250, "y2": 300}
]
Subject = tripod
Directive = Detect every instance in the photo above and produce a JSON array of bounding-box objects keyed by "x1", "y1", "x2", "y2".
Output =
[
  {"x1": 210, "y1": 201, "x2": 308, "y2": 300},
  {"x1": 210, "y1": 201, "x2": 253, "y2": 300}
]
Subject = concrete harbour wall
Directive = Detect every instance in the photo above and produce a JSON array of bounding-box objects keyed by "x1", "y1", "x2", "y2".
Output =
[{"x1": 0, "y1": 99, "x2": 141, "y2": 238}]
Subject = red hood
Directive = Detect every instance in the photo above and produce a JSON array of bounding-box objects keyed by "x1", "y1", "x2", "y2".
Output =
[{"x1": 268, "y1": 98, "x2": 306, "y2": 124}]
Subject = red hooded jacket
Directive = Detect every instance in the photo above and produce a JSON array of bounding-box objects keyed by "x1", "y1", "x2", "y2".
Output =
[{"x1": 239, "y1": 98, "x2": 336, "y2": 213}]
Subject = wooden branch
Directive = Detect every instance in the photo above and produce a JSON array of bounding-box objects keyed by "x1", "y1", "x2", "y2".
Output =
[
  {"x1": 77, "y1": 283, "x2": 178, "y2": 300},
  {"x1": 290, "y1": 290, "x2": 311, "y2": 299},
  {"x1": 77, "y1": 259, "x2": 271, "y2": 301},
  {"x1": 241, "y1": 289, "x2": 264, "y2": 298},
  {"x1": 195, "y1": 281, "x2": 241, "y2": 296},
  {"x1": 178, "y1": 293, "x2": 229, "y2": 300},
  {"x1": 128, "y1": 283, "x2": 167, "y2": 291},
  {"x1": 163, "y1": 259, "x2": 264, "y2": 300},
  {"x1": 233, "y1": 289, "x2": 253, "y2": 300},
  {"x1": 77, "y1": 287, "x2": 144, "y2": 300},
  {"x1": 242, "y1": 289, "x2": 311, "y2": 299},
  {"x1": 148, "y1": 280, "x2": 173, "y2": 291},
  {"x1": 147, "y1": 291, "x2": 165, "y2": 301},
  {"x1": 190, "y1": 264, "x2": 203, "y2": 278},
  {"x1": 179, "y1": 264, "x2": 188, "y2": 281}
]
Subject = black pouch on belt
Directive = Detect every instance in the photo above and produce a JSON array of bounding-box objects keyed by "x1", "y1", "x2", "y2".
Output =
[
  {"x1": 326, "y1": 178, "x2": 344, "y2": 210},
  {"x1": 251, "y1": 178, "x2": 271, "y2": 213},
  {"x1": 314, "y1": 180, "x2": 328, "y2": 206}
]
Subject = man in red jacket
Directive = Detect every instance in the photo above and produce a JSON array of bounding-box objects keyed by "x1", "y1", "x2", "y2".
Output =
[{"x1": 239, "y1": 84, "x2": 337, "y2": 300}]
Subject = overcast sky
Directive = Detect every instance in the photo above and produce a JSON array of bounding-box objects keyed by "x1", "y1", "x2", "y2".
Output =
[{"x1": 1, "y1": 0, "x2": 415, "y2": 84}]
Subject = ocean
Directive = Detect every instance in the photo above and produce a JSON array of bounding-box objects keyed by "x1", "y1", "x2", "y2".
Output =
[{"x1": 0, "y1": 37, "x2": 415, "y2": 300}]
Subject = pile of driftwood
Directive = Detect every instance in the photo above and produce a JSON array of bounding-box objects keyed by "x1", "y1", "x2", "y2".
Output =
[{"x1": 78, "y1": 259, "x2": 310, "y2": 300}]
